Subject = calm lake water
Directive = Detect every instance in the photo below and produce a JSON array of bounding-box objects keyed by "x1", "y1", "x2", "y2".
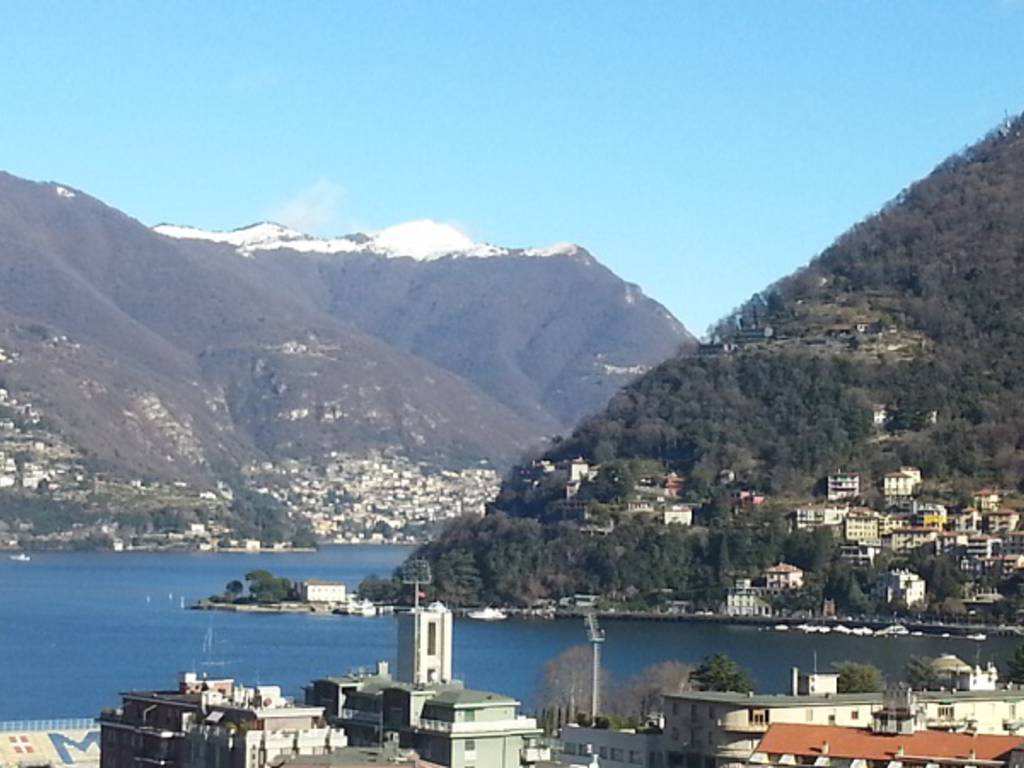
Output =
[{"x1": 1, "y1": 545, "x2": 1018, "y2": 720}]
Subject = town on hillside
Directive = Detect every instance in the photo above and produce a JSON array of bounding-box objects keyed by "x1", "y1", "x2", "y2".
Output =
[{"x1": 505, "y1": 451, "x2": 1024, "y2": 626}]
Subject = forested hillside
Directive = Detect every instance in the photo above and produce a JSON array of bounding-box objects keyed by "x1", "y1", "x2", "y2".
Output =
[{"x1": 396, "y1": 115, "x2": 1024, "y2": 609}]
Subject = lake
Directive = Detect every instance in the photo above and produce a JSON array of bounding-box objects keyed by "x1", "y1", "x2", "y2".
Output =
[{"x1": 1, "y1": 546, "x2": 1017, "y2": 720}]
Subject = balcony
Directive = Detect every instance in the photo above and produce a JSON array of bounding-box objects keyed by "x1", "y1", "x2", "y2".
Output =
[
  {"x1": 418, "y1": 716, "x2": 539, "y2": 735},
  {"x1": 339, "y1": 708, "x2": 381, "y2": 725}
]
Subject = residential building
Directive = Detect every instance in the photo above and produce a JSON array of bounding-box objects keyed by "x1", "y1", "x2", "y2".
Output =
[
  {"x1": 748, "y1": 721, "x2": 1022, "y2": 768},
  {"x1": 910, "y1": 502, "x2": 947, "y2": 530},
  {"x1": 879, "y1": 570, "x2": 926, "y2": 608},
  {"x1": 764, "y1": 564, "x2": 804, "y2": 592},
  {"x1": 872, "y1": 405, "x2": 889, "y2": 427},
  {"x1": 790, "y1": 668, "x2": 838, "y2": 697},
  {"x1": 984, "y1": 509, "x2": 1021, "y2": 535},
  {"x1": 929, "y1": 655, "x2": 1000, "y2": 692},
  {"x1": 663, "y1": 505, "x2": 694, "y2": 526},
  {"x1": 974, "y1": 489, "x2": 1003, "y2": 513},
  {"x1": 1003, "y1": 531, "x2": 1024, "y2": 556},
  {"x1": 301, "y1": 580, "x2": 348, "y2": 604},
  {"x1": 885, "y1": 528, "x2": 938, "y2": 554},
  {"x1": 724, "y1": 579, "x2": 771, "y2": 617},
  {"x1": 843, "y1": 512, "x2": 881, "y2": 545},
  {"x1": 839, "y1": 543, "x2": 881, "y2": 568},
  {"x1": 884, "y1": 468, "x2": 922, "y2": 501},
  {"x1": 793, "y1": 505, "x2": 847, "y2": 531},
  {"x1": 827, "y1": 473, "x2": 860, "y2": 502},
  {"x1": 662, "y1": 688, "x2": 1024, "y2": 768},
  {"x1": 99, "y1": 674, "x2": 340, "y2": 768},
  {"x1": 558, "y1": 724, "x2": 664, "y2": 767},
  {"x1": 949, "y1": 508, "x2": 982, "y2": 533}
]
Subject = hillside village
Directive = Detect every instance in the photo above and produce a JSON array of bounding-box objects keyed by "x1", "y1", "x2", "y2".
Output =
[
  {"x1": 0, "y1": 345, "x2": 500, "y2": 551},
  {"x1": 500, "y1": 442, "x2": 1024, "y2": 622}
]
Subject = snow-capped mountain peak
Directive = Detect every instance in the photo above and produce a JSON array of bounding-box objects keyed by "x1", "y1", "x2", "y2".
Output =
[{"x1": 153, "y1": 218, "x2": 578, "y2": 261}]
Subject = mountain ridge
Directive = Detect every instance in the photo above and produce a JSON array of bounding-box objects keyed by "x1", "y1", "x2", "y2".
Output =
[{"x1": 0, "y1": 171, "x2": 691, "y2": 484}]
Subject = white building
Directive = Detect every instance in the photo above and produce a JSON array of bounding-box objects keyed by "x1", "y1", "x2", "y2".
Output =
[
  {"x1": 765, "y1": 563, "x2": 804, "y2": 592},
  {"x1": 558, "y1": 724, "x2": 664, "y2": 767},
  {"x1": 662, "y1": 505, "x2": 693, "y2": 526},
  {"x1": 724, "y1": 579, "x2": 772, "y2": 617},
  {"x1": 880, "y1": 569, "x2": 926, "y2": 607},
  {"x1": 397, "y1": 601, "x2": 453, "y2": 685},
  {"x1": 299, "y1": 579, "x2": 347, "y2": 604},
  {"x1": 827, "y1": 473, "x2": 860, "y2": 502}
]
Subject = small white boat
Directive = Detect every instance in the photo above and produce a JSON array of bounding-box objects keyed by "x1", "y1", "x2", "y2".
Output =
[
  {"x1": 8, "y1": 553, "x2": 30, "y2": 562},
  {"x1": 348, "y1": 599, "x2": 377, "y2": 617},
  {"x1": 876, "y1": 624, "x2": 909, "y2": 637},
  {"x1": 773, "y1": 624, "x2": 790, "y2": 631},
  {"x1": 833, "y1": 624, "x2": 853, "y2": 634},
  {"x1": 851, "y1": 626, "x2": 874, "y2": 636},
  {"x1": 467, "y1": 606, "x2": 508, "y2": 621},
  {"x1": 966, "y1": 633, "x2": 988, "y2": 641}
]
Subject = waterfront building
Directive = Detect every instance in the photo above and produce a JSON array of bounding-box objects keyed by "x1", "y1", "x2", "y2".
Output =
[
  {"x1": 723, "y1": 579, "x2": 772, "y2": 617},
  {"x1": 300, "y1": 580, "x2": 348, "y2": 604},
  {"x1": 764, "y1": 564, "x2": 804, "y2": 593},
  {"x1": 558, "y1": 723, "x2": 664, "y2": 767},
  {"x1": 878, "y1": 569, "x2": 926, "y2": 607}
]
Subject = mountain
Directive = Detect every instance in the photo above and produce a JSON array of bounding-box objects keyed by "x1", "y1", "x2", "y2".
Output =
[
  {"x1": 0, "y1": 173, "x2": 690, "y2": 482},
  {"x1": 397, "y1": 115, "x2": 1024, "y2": 608},
  {"x1": 525, "y1": 115, "x2": 1024, "y2": 498}
]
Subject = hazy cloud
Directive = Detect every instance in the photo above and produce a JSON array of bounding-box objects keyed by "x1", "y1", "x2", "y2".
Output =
[{"x1": 270, "y1": 180, "x2": 348, "y2": 235}]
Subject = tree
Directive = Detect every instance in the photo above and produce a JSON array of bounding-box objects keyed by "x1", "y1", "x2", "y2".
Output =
[
  {"x1": 537, "y1": 645, "x2": 609, "y2": 718},
  {"x1": 244, "y1": 569, "x2": 292, "y2": 603},
  {"x1": 904, "y1": 656, "x2": 941, "y2": 690},
  {"x1": 611, "y1": 661, "x2": 693, "y2": 719},
  {"x1": 224, "y1": 579, "x2": 244, "y2": 600},
  {"x1": 833, "y1": 661, "x2": 883, "y2": 693},
  {"x1": 690, "y1": 654, "x2": 754, "y2": 693},
  {"x1": 1005, "y1": 642, "x2": 1024, "y2": 684}
]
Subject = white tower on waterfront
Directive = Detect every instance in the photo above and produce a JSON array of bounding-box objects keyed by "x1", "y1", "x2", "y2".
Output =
[{"x1": 397, "y1": 601, "x2": 453, "y2": 685}]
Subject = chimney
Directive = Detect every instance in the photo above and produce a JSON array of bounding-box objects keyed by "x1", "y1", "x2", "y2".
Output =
[
  {"x1": 821, "y1": 741, "x2": 830, "y2": 756},
  {"x1": 896, "y1": 745, "x2": 905, "y2": 758}
]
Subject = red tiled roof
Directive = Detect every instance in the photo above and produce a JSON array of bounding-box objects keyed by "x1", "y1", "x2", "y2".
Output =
[{"x1": 756, "y1": 724, "x2": 1023, "y2": 762}]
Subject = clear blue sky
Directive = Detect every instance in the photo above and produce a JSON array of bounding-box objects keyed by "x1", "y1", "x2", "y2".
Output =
[{"x1": 2, "y1": 1, "x2": 1023, "y2": 335}]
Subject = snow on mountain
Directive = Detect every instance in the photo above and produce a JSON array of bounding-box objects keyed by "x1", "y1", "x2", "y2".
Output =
[{"x1": 153, "y1": 218, "x2": 578, "y2": 261}]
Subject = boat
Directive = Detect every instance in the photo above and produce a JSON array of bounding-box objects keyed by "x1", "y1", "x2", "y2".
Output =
[
  {"x1": 966, "y1": 632, "x2": 988, "y2": 641},
  {"x1": 850, "y1": 626, "x2": 874, "y2": 636},
  {"x1": 833, "y1": 624, "x2": 853, "y2": 634},
  {"x1": 773, "y1": 624, "x2": 790, "y2": 631},
  {"x1": 8, "y1": 553, "x2": 30, "y2": 562},
  {"x1": 343, "y1": 599, "x2": 377, "y2": 617},
  {"x1": 467, "y1": 606, "x2": 508, "y2": 621},
  {"x1": 876, "y1": 624, "x2": 909, "y2": 637}
]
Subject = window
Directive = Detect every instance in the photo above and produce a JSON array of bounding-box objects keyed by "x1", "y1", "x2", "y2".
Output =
[
  {"x1": 463, "y1": 709, "x2": 476, "y2": 722},
  {"x1": 427, "y1": 622, "x2": 437, "y2": 655},
  {"x1": 828, "y1": 715, "x2": 836, "y2": 726},
  {"x1": 563, "y1": 743, "x2": 577, "y2": 755},
  {"x1": 600, "y1": 746, "x2": 609, "y2": 758},
  {"x1": 464, "y1": 739, "x2": 475, "y2": 753},
  {"x1": 611, "y1": 748, "x2": 624, "y2": 760},
  {"x1": 749, "y1": 708, "x2": 769, "y2": 727},
  {"x1": 938, "y1": 705, "x2": 954, "y2": 720},
  {"x1": 851, "y1": 709, "x2": 859, "y2": 721}
]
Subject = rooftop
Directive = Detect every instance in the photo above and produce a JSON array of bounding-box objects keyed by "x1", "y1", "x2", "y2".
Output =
[
  {"x1": 665, "y1": 689, "x2": 1024, "y2": 707},
  {"x1": 755, "y1": 723, "x2": 1023, "y2": 763},
  {"x1": 427, "y1": 689, "x2": 518, "y2": 708}
]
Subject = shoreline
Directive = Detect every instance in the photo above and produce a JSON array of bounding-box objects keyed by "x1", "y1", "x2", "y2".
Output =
[{"x1": 188, "y1": 600, "x2": 1024, "y2": 638}]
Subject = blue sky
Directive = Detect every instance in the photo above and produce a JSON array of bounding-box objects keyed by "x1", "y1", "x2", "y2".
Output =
[{"x1": 2, "y1": 1, "x2": 1023, "y2": 335}]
